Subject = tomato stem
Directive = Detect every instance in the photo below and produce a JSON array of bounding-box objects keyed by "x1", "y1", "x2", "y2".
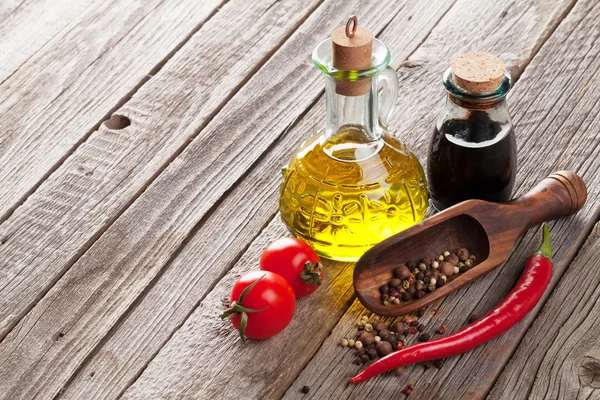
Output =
[
  {"x1": 219, "y1": 274, "x2": 269, "y2": 340},
  {"x1": 299, "y1": 261, "x2": 323, "y2": 286}
]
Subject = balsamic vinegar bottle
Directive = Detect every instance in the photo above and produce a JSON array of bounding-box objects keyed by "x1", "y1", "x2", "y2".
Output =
[{"x1": 427, "y1": 52, "x2": 517, "y2": 211}]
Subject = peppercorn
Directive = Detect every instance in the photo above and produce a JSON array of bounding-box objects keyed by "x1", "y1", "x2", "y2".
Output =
[
  {"x1": 418, "y1": 263, "x2": 427, "y2": 271},
  {"x1": 417, "y1": 324, "x2": 425, "y2": 332},
  {"x1": 423, "y1": 362, "x2": 433, "y2": 370},
  {"x1": 412, "y1": 268, "x2": 420, "y2": 275},
  {"x1": 404, "y1": 316, "x2": 413, "y2": 324},
  {"x1": 394, "y1": 265, "x2": 411, "y2": 280},
  {"x1": 389, "y1": 296, "x2": 396, "y2": 302},
  {"x1": 390, "y1": 290, "x2": 399, "y2": 297},
  {"x1": 378, "y1": 328, "x2": 390, "y2": 337},
  {"x1": 415, "y1": 272, "x2": 424, "y2": 282},
  {"x1": 359, "y1": 332, "x2": 374, "y2": 346},
  {"x1": 469, "y1": 254, "x2": 476, "y2": 261},
  {"x1": 424, "y1": 270, "x2": 432, "y2": 279},
  {"x1": 437, "y1": 255, "x2": 444, "y2": 261},
  {"x1": 416, "y1": 309, "x2": 425, "y2": 318},
  {"x1": 373, "y1": 321, "x2": 386, "y2": 332},
  {"x1": 418, "y1": 333, "x2": 431, "y2": 342},
  {"x1": 361, "y1": 354, "x2": 370, "y2": 362},
  {"x1": 361, "y1": 315, "x2": 368, "y2": 321},
  {"x1": 379, "y1": 285, "x2": 390, "y2": 295},
  {"x1": 353, "y1": 357, "x2": 363, "y2": 365},
  {"x1": 407, "y1": 327, "x2": 418, "y2": 335},
  {"x1": 401, "y1": 280, "x2": 411, "y2": 290},
  {"x1": 433, "y1": 359, "x2": 446, "y2": 369},
  {"x1": 301, "y1": 385, "x2": 310, "y2": 394},
  {"x1": 432, "y1": 260, "x2": 440, "y2": 269},
  {"x1": 416, "y1": 290, "x2": 426, "y2": 298},
  {"x1": 406, "y1": 261, "x2": 416, "y2": 269},
  {"x1": 391, "y1": 321, "x2": 404, "y2": 333},
  {"x1": 356, "y1": 348, "x2": 366, "y2": 356},
  {"x1": 407, "y1": 286, "x2": 417, "y2": 296},
  {"x1": 382, "y1": 300, "x2": 390, "y2": 306},
  {"x1": 453, "y1": 266, "x2": 460, "y2": 275},
  {"x1": 409, "y1": 320, "x2": 419, "y2": 327},
  {"x1": 459, "y1": 265, "x2": 468, "y2": 273},
  {"x1": 440, "y1": 262, "x2": 455, "y2": 277},
  {"x1": 376, "y1": 341, "x2": 393, "y2": 356},
  {"x1": 373, "y1": 315, "x2": 381, "y2": 321},
  {"x1": 401, "y1": 292, "x2": 413, "y2": 301},
  {"x1": 465, "y1": 259, "x2": 473, "y2": 268},
  {"x1": 436, "y1": 325, "x2": 447, "y2": 334},
  {"x1": 364, "y1": 323, "x2": 373, "y2": 332},
  {"x1": 367, "y1": 348, "x2": 378, "y2": 360},
  {"x1": 440, "y1": 274, "x2": 447, "y2": 283},
  {"x1": 457, "y1": 248, "x2": 469, "y2": 261},
  {"x1": 393, "y1": 298, "x2": 400, "y2": 305},
  {"x1": 415, "y1": 282, "x2": 424, "y2": 291},
  {"x1": 340, "y1": 338, "x2": 349, "y2": 347},
  {"x1": 394, "y1": 366, "x2": 405, "y2": 376},
  {"x1": 446, "y1": 253, "x2": 459, "y2": 265},
  {"x1": 390, "y1": 278, "x2": 401, "y2": 288},
  {"x1": 431, "y1": 269, "x2": 440, "y2": 279},
  {"x1": 398, "y1": 336, "x2": 408, "y2": 346},
  {"x1": 374, "y1": 335, "x2": 381, "y2": 343},
  {"x1": 443, "y1": 251, "x2": 450, "y2": 257},
  {"x1": 468, "y1": 314, "x2": 478, "y2": 323},
  {"x1": 395, "y1": 341, "x2": 404, "y2": 350},
  {"x1": 427, "y1": 284, "x2": 436, "y2": 292},
  {"x1": 402, "y1": 384, "x2": 414, "y2": 396},
  {"x1": 383, "y1": 334, "x2": 398, "y2": 347},
  {"x1": 421, "y1": 257, "x2": 432, "y2": 266},
  {"x1": 348, "y1": 339, "x2": 355, "y2": 347},
  {"x1": 435, "y1": 279, "x2": 445, "y2": 288}
]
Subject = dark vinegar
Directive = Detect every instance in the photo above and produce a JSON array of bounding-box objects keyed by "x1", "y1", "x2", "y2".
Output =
[{"x1": 426, "y1": 112, "x2": 517, "y2": 210}]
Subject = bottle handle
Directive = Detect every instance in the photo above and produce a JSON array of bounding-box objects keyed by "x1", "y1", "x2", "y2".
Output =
[{"x1": 377, "y1": 66, "x2": 399, "y2": 129}]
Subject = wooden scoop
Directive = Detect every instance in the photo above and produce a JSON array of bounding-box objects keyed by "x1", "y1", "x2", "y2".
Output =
[{"x1": 354, "y1": 171, "x2": 587, "y2": 317}]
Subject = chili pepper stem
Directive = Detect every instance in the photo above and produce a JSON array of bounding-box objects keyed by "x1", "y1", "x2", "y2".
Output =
[{"x1": 535, "y1": 224, "x2": 552, "y2": 260}]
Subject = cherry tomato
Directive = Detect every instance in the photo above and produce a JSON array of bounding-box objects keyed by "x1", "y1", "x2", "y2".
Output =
[
  {"x1": 221, "y1": 271, "x2": 295, "y2": 340},
  {"x1": 260, "y1": 238, "x2": 323, "y2": 298}
]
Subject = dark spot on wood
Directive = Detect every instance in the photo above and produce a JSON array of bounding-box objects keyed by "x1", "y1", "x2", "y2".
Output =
[
  {"x1": 408, "y1": 15, "x2": 412, "y2": 21},
  {"x1": 85, "y1": 170, "x2": 93, "y2": 176},
  {"x1": 55, "y1": 332, "x2": 65, "y2": 341},
  {"x1": 399, "y1": 60, "x2": 422, "y2": 69},
  {"x1": 0, "y1": 238, "x2": 6, "y2": 245},
  {"x1": 90, "y1": 371, "x2": 95, "y2": 378},
  {"x1": 579, "y1": 356, "x2": 600, "y2": 388},
  {"x1": 104, "y1": 115, "x2": 131, "y2": 130},
  {"x1": 500, "y1": 9, "x2": 508, "y2": 18}
]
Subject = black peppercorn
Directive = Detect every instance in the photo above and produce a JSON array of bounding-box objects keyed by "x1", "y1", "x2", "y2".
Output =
[
  {"x1": 416, "y1": 290, "x2": 426, "y2": 298},
  {"x1": 416, "y1": 309, "x2": 425, "y2": 318},
  {"x1": 459, "y1": 265, "x2": 468, "y2": 273},
  {"x1": 367, "y1": 348, "x2": 378, "y2": 360},
  {"x1": 435, "y1": 279, "x2": 445, "y2": 288},
  {"x1": 401, "y1": 292, "x2": 413, "y2": 301},
  {"x1": 417, "y1": 324, "x2": 425, "y2": 332},
  {"x1": 383, "y1": 334, "x2": 398, "y2": 347},
  {"x1": 468, "y1": 314, "x2": 478, "y2": 323},
  {"x1": 418, "y1": 333, "x2": 431, "y2": 342},
  {"x1": 409, "y1": 320, "x2": 419, "y2": 327},
  {"x1": 379, "y1": 285, "x2": 390, "y2": 294},
  {"x1": 373, "y1": 321, "x2": 387, "y2": 332},
  {"x1": 433, "y1": 359, "x2": 446, "y2": 369},
  {"x1": 407, "y1": 286, "x2": 417, "y2": 296},
  {"x1": 390, "y1": 278, "x2": 401, "y2": 288},
  {"x1": 301, "y1": 385, "x2": 310, "y2": 394},
  {"x1": 356, "y1": 348, "x2": 367, "y2": 356},
  {"x1": 415, "y1": 272, "x2": 424, "y2": 282},
  {"x1": 361, "y1": 354, "x2": 370, "y2": 362},
  {"x1": 353, "y1": 357, "x2": 363, "y2": 365},
  {"x1": 406, "y1": 261, "x2": 416, "y2": 269},
  {"x1": 421, "y1": 257, "x2": 432, "y2": 266},
  {"x1": 376, "y1": 341, "x2": 393, "y2": 356},
  {"x1": 391, "y1": 321, "x2": 404, "y2": 334},
  {"x1": 378, "y1": 329, "x2": 390, "y2": 338}
]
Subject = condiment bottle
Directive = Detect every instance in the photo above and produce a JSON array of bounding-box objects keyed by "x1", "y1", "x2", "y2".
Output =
[
  {"x1": 427, "y1": 52, "x2": 516, "y2": 210},
  {"x1": 280, "y1": 17, "x2": 428, "y2": 262}
]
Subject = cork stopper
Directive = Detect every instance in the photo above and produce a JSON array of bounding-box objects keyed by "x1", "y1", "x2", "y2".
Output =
[
  {"x1": 332, "y1": 16, "x2": 373, "y2": 96},
  {"x1": 451, "y1": 52, "x2": 505, "y2": 94}
]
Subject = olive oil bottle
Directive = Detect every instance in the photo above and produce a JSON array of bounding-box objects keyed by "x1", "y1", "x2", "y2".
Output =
[{"x1": 280, "y1": 17, "x2": 427, "y2": 261}]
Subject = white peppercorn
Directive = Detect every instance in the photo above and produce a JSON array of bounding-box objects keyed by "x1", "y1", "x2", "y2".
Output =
[{"x1": 340, "y1": 338, "x2": 349, "y2": 347}]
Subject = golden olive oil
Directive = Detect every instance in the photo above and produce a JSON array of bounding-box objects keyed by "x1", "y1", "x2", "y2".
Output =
[{"x1": 280, "y1": 128, "x2": 428, "y2": 261}]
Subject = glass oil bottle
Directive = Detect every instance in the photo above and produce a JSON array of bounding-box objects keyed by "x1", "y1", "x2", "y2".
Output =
[{"x1": 279, "y1": 17, "x2": 428, "y2": 261}]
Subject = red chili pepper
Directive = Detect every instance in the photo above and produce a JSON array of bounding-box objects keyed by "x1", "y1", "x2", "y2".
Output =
[{"x1": 350, "y1": 224, "x2": 553, "y2": 384}]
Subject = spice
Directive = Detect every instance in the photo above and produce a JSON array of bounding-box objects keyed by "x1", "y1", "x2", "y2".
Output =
[
  {"x1": 355, "y1": 341, "x2": 363, "y2": 349},
  {"x1": 301, "y1": 385, "x2": 310, "y2": 394},
  {"x1": 417, "y1": 324, "x2": 425, "y2": 332},
  {"x1": 468, "y1": 314, "x2": 478, "y2": 324},
  {"x1": 350, "y1": 225, "x2": 553, "y2": 384},
  {"x1": 440, "y1": 262, "x2": 454, "y2": 277},
  {"x1": 340, "y1": 338, "x2": 349, "y2": 347},
  {"x1": 364, "y1": 323, "x2": 373, "y2": 332},
  {"x1": 368, "y1": 348, "x2": 378, "y2": 360},
  {"x1": 436, "y1": 325, "x2": 447, "y2": 335},
  {"x1": 359, "y1": 332, "x2": 375, "y2": 346},
  {"x1": 376, "y1": 341, "x2": 393, "y2": 357},
  {"x1": 347, "y1": 339, "x2": 355, "y2": 347},
  {"x1": 394, "y1": 366, "x2": 405, "y2": 376},
  {"x1": 394, "y1": 265, "x2": 411, "y2": 280},
  {"x1": 402, "y1": 384, "x2": 414, "y2": 396},
  {"x1": 457, "y1": 248, "x2": 469, "y2": 261},
  {"x1": 383, "y1": 334, "x2": 398, "y2": 347},
  {"x1": 418, "y1": 333, "x2": 431, "y2": 342},
  {"x1": 433, "y1": 359, "x2": 445, "y2": 369}
]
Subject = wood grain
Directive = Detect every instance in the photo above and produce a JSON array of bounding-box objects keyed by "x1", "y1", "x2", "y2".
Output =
[
  {"x1": 489, "y1": 222, "x2": 600, "y2": 399},
  {"x1": 112, "y1": 0, "x2": 584, "y2": 399},
  {"x1": 0, "y1": 0, "x2": 226, "y2": 221},
  {"x1": 285, "y1": 0, "x2": 600, "y2": 397},
  {"x1": 0, "y1": 0, "x2": 433, "y2": 398},
  {"x1": 0, "y1": 0, "x2": 98, "y2": 82},
  {"x1": 53, "y1": 1, "x2": 460, "y2": 399}
]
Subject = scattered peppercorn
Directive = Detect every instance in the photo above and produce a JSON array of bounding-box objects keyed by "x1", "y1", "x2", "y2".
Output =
[
  {"x1": 373, "y1": 321, "x2": 386, "y2": 332},
  {"x1": 361, "y1": 354, "x2": 370, "y2": 363},
  {"x1": 391, "y1": 321, "x2": 404, "y2": 333},
  {"x1": 394, "y1": 366, "x2": 406, "y2": 376},
  {"x1": 417, "y1": 324, "x2": 425, "y2": 332},
  {"x1": 376, "y1": 340, "x2": 393, "y2": 357},
  {"x1": 409, "y1": 320, "x2": 419, "y2": 327},
  {"x1": 340, "y1": 338, "x2": 349, "y2": 347},
  {"x1": 418, "y1": 333, "x2": 431, "y2": 342},
  {"x1": 402, "y1": 384, "x2": 414, "y2": 396},
  {"x1": 468, "y1": 314, "x2": 478, "y2": 323},
  {"x1": 368, "y1": 348, "x2": 378, "y2": 360},
  {"x1": 364, "y1": 323, "x2": 373, "y2": 332},
  {"x1": 355, "y1": 341, "x2": 363, "y2": 349},
  {"x1": 374, "y1": 335, "x2": 381, "y2": 343},
  {"x1": 348, "y1": 339, "x2": 355, "y2": 347},
  {"x1": 436, "y1": 325, "x2": 447, "y2": 334},
  {"x1": 353, "y1": 357, "x2": 363, "y2": 365},
  {"x1": 433, "y1": 359, "x2": 446, "y2": 369},
  {"x1": 301, "y1": 385, "x2": 310, "y2": 394},
  {"x1": 383, "y1": 334, "x2": 398, "y2": 347},
  {"x1": 417, "y1": 309, "x2": 425, "y2": 318}
]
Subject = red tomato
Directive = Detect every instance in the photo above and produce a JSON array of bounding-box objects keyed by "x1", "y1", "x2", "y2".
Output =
[
  {"x1": 260, "y1": 238, "x2": 323, "y2": 298},
  {"x1": 222, "y1": 271, "x2": 295, "y2": 340}
]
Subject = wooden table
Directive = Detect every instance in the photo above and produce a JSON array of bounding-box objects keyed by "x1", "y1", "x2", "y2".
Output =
[{"x1": 1, "y1": 0, "x2": 599, "y2": 398}]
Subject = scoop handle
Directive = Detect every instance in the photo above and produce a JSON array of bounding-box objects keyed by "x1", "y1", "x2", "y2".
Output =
[{"x1": 509, "y1": 171, "x2": 587, "y2": 230}]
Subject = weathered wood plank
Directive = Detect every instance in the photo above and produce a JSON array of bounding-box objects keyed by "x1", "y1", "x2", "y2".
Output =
[
  {"x1": 0, "y1": 0, "x2": 322, "y2": 397},
  {"x1": 0, "y1": 0, "x2": 426, "y2": 398},
  {"x1": 0, "y1": 0, "x2": 98, "y2": 82},
  {"x1": 283, "y1": 0, "x2": 600, "y2": 398},
  {"x1": 0, "y1": 0, "x2": 312, "y2": 339},
  {"x1": 489, "y1": 222, "x2": 600, "y2": 399},
  {"x1": 0, "y1": 0, "x2": 226, "y2": 221},
  {"x1": 111, "y1": 0, "x2": 583, "y2": 399}
]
